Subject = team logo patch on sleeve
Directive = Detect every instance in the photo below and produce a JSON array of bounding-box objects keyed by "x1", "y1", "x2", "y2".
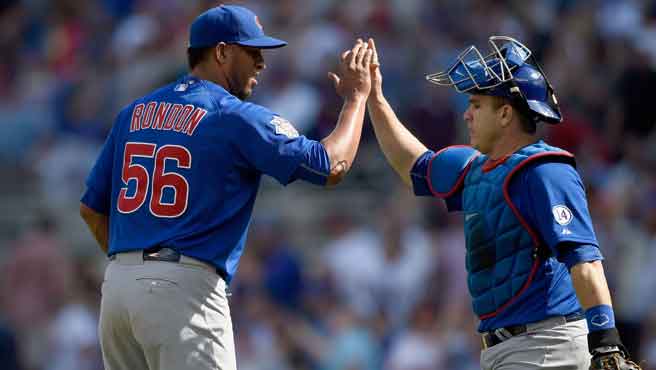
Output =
[
  {"x1": 552, "y1": 205, "x2": 573, "y2": 225},
  {"x1": 270, "y1": 116, "x2": 299, "y2": 138}
]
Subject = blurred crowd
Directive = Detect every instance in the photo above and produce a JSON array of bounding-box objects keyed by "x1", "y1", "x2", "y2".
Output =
[{"x1": 1, "y1": 0, "x2": 656, "y2": 369}]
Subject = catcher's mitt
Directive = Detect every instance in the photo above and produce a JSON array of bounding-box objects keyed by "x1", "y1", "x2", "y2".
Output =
[{"x1": 590, "y1": 351, "x2": 642, "y2": 370}]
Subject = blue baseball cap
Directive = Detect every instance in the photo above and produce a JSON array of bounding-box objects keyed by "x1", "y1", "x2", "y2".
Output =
[{"x1": 189, "y1": 5, "x2": 287, "y2": 49}]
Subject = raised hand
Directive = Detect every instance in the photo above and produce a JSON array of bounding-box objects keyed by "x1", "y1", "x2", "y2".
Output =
[
  {"x1": 328, "y1": 39, "x2": 373, "y2": 100},
  {"x1": 367, "y1": 38, "x2": 383, "y2": 99}
]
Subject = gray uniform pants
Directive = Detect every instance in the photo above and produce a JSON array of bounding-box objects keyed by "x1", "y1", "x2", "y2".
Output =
[
  {"x1": 99, "y1": 251, "x2": 236, "y2": 370},
  {"x1": 480, "y1": 316, "x2": 591, "y2": 369}
]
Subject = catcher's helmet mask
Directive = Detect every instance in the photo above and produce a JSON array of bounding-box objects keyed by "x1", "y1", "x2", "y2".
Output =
[{"x1": 426, "y1": 36, "x2": 562, "y2": 124}]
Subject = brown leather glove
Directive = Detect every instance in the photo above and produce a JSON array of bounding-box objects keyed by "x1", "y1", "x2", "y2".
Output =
[{"x1": 590, "y1": 347, "x2": 642, "y2": 370}]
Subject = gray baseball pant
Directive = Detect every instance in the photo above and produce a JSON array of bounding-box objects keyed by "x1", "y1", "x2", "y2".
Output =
[
  {"x1": 480, "y1": 316, "x2": 591, "y2": 369},
  {"x1": 99, "y1": 251, "x2": 236, "y2": 370}
]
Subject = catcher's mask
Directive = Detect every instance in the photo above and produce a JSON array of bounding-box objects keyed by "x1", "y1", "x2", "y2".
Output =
[{"x1": 426, "y1": 36, "x2": 562, "y2": 124}]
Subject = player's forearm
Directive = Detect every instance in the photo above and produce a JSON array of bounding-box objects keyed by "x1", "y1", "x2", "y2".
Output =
[
  {"x1": 570, "y1": 260, "x2": 612, "y2": 309},
  {"x1": 571, "y1": 260, "x2": 633, "y2": 359},
  {"x1": 80, "y1": 203, "x2": 109, "y2": 254},
  {"x1": 321, "y1": 96, "x2": 367, "y2": 185},
  {"x1": 367, "y1": 94, "x2": 427, "y2": 186}
]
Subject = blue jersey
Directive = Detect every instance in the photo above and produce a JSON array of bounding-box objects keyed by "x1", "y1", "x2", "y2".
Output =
[
  {"x1": 82, "y1": 75, "x2": 318, "y2": 283},
  {"x1": 411, "y1": 149, "x2": 603, "y2": 331}
]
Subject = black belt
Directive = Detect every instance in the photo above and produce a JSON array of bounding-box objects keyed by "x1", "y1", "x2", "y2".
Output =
[
  {"x1": 143, "y1": 246, "x2": 182, "y2": 262},
  {"x1": 481, "y1": 312, "x2": 584, "y2": 350},
  {"x1": 110, "y1": 247, "x2": 226, "y2": 281}
]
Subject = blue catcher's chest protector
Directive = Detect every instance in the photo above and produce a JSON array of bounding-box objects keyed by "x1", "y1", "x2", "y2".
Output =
[{"x1": 462, "y1": 142, "x2": 573, "y2": 319}]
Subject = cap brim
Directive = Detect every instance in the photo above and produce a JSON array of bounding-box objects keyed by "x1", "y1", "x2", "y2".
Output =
[{"x1": 237, "y1": 36, "x2": 287, "y2": 49}]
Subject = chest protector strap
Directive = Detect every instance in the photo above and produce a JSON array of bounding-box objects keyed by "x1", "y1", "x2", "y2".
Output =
[{"x1": 502, "y1": 151, "x2": 576, "y2": 248}]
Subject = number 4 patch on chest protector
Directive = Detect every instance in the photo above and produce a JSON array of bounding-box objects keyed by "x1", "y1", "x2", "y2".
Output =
[{"x1": 270, "y1": 116, "x2": 299, "y2": 138}]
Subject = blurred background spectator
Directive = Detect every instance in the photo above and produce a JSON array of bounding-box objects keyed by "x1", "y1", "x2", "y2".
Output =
[{"x1": 1, "y1": 0, "x2": 655, "y2": 369}]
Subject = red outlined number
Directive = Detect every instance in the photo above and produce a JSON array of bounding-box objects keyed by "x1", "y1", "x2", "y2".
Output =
[
  {"x1": 117, "y1": 142, "x2": 156, "y2": 214},
  {"x1": 117, "y1": 142, "x2": 192, "y2": 217},
  {"x1": 150, "y1": 145, "x2": 191, "y2": 217}
]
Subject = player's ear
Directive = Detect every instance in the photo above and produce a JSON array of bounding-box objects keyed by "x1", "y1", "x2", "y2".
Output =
[
  {"x1": 498, "y1": 103, "x2": 513, "y2": 128},
  {"x1": 215, "y1": 42, "x2": 231, "y2": 64}
]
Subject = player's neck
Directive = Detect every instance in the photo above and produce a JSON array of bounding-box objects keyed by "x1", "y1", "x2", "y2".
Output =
[
  {"x1": 190, "y1": 65, "x2": 230, "y2": 91},
  {"x1": 488, "y1": 132, "x2": 537, "y2": 160}
]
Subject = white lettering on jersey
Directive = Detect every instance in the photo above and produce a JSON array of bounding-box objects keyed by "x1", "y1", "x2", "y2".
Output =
[{"x1": 129, "y1": 101, "x2": 207, "y2": 137}]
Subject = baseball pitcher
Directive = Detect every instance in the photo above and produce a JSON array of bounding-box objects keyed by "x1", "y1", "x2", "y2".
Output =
[{"x1": 79, "y1": 5, "x2": 372, "y2": 370}]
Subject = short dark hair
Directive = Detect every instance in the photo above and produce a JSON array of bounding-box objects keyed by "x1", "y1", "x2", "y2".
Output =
[
  {"x1": 492, "y1": 96, "x2": 537, "y2": 134},
  {"x1": 187, "y1": 47, "x2": 214, "y2": 69}
]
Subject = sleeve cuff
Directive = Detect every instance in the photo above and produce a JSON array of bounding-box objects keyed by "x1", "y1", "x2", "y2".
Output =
[
  {"x1": 81, "y1": 187, "x2": 110, "y2": 215},
  {"x1": 559, "y1": 243, "x2": 603, "y2": 270},
  {"x1": 410, "y1": 150, "x2": 434, "y2": 196}
]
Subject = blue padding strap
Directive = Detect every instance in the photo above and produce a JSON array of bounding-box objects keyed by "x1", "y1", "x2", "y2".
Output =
[
  {"x1": 585, "y1": 304, "x2": 615, "y2": 332},
  {"x1": 428, "y1": 146, "x2": 479, "y2": 197}
]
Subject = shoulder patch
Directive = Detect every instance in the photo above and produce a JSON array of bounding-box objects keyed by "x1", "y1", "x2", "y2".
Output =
[
  {"x1": 552, "y1": 205, "x2": 573, "y2": 226},
  {"x1": 270, "y1": 116, "x2": 299, "y2": 138}
]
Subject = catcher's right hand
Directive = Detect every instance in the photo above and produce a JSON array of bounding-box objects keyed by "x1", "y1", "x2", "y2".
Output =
[
  {"x1": 590, "y1": 351, "x2": 642, "y2": 370},
  {"x1": 328, "y1": 39, "x2": 372, "y2": 101}
]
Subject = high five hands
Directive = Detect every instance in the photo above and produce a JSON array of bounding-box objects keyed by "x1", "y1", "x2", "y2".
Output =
[{"x1": 329, "y1": 39, "x2": 374, "y2": 101}]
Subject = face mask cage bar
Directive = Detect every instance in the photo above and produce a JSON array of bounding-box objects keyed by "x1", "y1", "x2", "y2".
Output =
[{"x1": 425, "y1": 36, "x2": 532, "y2": 93}]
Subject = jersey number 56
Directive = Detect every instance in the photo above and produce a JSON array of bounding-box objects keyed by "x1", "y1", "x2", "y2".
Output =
[{"x1": 117, "y1": 141, "x2": 191, "y2": 218}]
